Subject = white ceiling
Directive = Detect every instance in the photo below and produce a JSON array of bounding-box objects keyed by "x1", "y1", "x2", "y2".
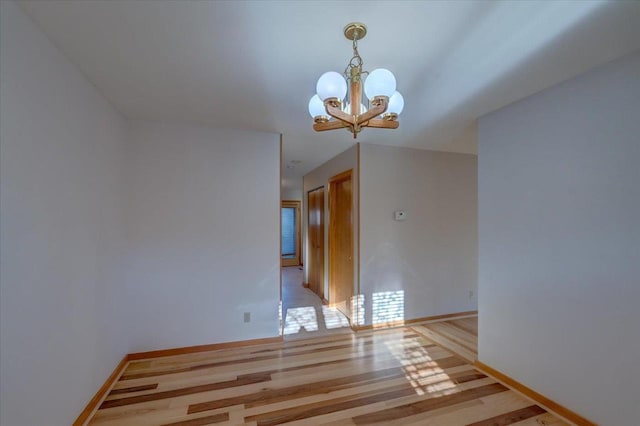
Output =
[{"x1": 19, "y1": 0, "x2": 640, "y2": 185}]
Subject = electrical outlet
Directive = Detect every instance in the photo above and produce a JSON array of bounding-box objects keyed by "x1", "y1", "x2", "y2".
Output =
[
  {"x1": 468, "y1": 290, "x2": 474, "y2": 299},
  {"x1": 244, "y1": 312, "x2": 251, "y2": 323}
]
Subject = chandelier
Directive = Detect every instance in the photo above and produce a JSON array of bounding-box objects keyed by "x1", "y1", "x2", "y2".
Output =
[{"x1": 308, "y1": 22, "x2": 404, "y2": 139}]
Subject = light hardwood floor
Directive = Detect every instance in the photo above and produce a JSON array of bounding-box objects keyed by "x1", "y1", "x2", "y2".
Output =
[
  {"x1": 412, "y1": 316, "x2": 479, "y2": 363},
  {"x1": 89, "y1": 316, "x2": 567, "y2": 425}
]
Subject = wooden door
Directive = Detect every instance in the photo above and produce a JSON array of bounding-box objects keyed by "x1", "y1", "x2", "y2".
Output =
[
  {"x1": 329, "y1": 170, "x2": 353, "y2": 318},
  {"x1": 307, "y1": 187, "x2": 324, "y2": 299}
]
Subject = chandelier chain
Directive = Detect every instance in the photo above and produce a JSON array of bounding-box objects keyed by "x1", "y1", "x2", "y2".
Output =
[{"x1": 344, "y1": 36, "x2": 368, "y2": 80}]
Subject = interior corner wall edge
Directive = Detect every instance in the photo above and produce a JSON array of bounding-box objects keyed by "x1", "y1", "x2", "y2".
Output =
[
  {"x1": 0, "y1": 2, "x2": 130, "y2": 425},
  {"x1": 478, "y1": 51, "x2": 640, "y2": 425},
  {"x1": 125, "y1": 121, "x2": 281, "y2": 352},
  {"x1": 359, "y1": 144, "x2": 478, "y2": 326}
]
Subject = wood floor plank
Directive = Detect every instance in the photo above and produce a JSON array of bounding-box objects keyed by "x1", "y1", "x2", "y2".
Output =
[
  {"x1": 387, "y1": 390, "x2": 536, "y2": 426},
  {"x1": 449, "y1": 319, "x2": 478, "y2": 336},
  {"x1": 238, "y1": 366, "x2": 487, "y2": 424},
  {"x1": 429, "y1": 322, "x2": 478, "y2": 350},
  {"x1": 512, "y1": 413, "x2": 569, "y2": 425},
  {"x1": 116, "y1": 344, "x2": 391, "y2": 389},
  {"x1": 99, "y1": 352, "x2": 428, "y2": 421},
  {"x1": 160, "y1": 412, "x2": 229, "y2": 425},
  {"x1": 465, "y1": 405, "x2": 546, "y2": 426},
  {"x1": 132, "y1": 330, "x2": 420, "y2": 376},
  {"x1": 121, "y1": 334, "x2": 418, "y2": 381},
  {"x1": 100, "y1": 372, "x2": 271, "y2": 409},
  {"x1": 351, "y1": 383, "x2": 509, "y2": 424},
  {"x1": 245, "y1": 382, "x2": 421, "y2": 426},
  {"x1": 412, "y1": 325, "x2": 477, "y2": 362},
  {"x1": 245, "y1": 374, "x2": 499, "y2": 426},
  {"x1": 86, "y1": 315, "x2": 566, "y2": 426},
  {"x1": 108, "y1": 383, "x2": 158, "y2": 395},
  {"x1": 188, "y1": 365, "x2": 403, "y2": 414},
  {"x1": 90, "y1": 400, "x2": 174, "y2": 425},
  {"x1": 240, "y1": 376, "x2": 420, "y2": 423},
  {"x1": 248, "y1": 377, "x2": 500, "y2": 426}
]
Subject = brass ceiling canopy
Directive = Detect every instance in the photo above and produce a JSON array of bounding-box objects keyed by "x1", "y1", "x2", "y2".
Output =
[{"x1": 343, "y1": 22, "x2": 367, "y2": 41}]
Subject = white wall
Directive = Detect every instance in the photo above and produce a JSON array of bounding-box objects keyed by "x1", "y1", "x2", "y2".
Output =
[
  {"x1": 281, "y1": 187, "x2": 303, "y2": 202},
  {"x1": 478, "y1": 52, "x2": 640, "y2": 425},
  {"x1": 303, "y1": 145, "x2": 358, "y2": 301},
  {"x1": 0, "y1": 2, "x2": 129, "y2": 425},
  {"x1": 359, "y1": 144, "x2": 478, "y2": 325},
  {"x1": 125, "y1": 122, "x2": 281, "y2": 351},
  {"x1": 282, "y1": 177, "x2": 303, "y2": 201}
]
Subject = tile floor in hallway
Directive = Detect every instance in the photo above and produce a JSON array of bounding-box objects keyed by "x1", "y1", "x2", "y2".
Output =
[{"x1": 281, "y1": 266, "x2": 352, "y2": 340}]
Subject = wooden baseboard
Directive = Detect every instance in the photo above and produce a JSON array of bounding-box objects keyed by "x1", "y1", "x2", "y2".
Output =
[
  {"x1": 72, "y1": 355, "x2": 128, "y2": 426},
  {"x1": 128, "y1": 335, "x2": 283, "y2": 360},
  {"x1": 322, "y1": 298, "x2": 329, "y2": 305},
  {"x1": 302, "y1": 282, "x2": 310, "y2": 288},
  {"x1": 474, "y1": 360, "x2": 596, "y2": 426},
  {"x1": 352, "y1": 310, "x2": 478, "y2": 332}
]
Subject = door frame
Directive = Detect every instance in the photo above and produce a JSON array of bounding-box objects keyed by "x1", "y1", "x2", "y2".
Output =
[
  {"x1": 306, "y1": 186, "x2": 325, "y2": 300},
  {"x1": 328, "y1": 169, "x2": 354, "y2": 318},
  {"x1": 281, "y1": 200, "x2": 301, "y2": 267}
]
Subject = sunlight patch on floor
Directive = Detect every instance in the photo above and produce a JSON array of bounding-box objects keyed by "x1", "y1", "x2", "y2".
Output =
[
  {"x1": 283, "y1": 306, "x2": 318, "y2": 335},
  {"x1": 322, "y1": 306, "x2": 350, "y2": 329},
  {"x1": 385, "y1": 337, "x2": 457, "y2": 397}
]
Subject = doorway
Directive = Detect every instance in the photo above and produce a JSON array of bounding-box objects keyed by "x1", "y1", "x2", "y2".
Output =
[
  {"x1": 307, "y1": 187, "x2": 325, "y2": 300},
  {"x1": 281, "y1": 200, "x2": 301, "y2": 267},
  {"x1": 280, "y1": 182, "x2": 351, "y2": 339},
  {"x1": 328, "y1": 169, "x2": 354, "y2": 319}
]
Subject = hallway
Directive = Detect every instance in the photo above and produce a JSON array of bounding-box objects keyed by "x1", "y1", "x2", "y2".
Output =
[{"x1": 281, "y1": 266, "x2": 352, "y2": 340}]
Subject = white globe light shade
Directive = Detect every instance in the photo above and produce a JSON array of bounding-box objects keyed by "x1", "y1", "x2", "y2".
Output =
[
  {"x1": 387, "y1": 91, "x2": 404, "y2": 115},
  {"x1": 316, "y1": 71, "x2": 347, "y2": 101},
  {"x1": 308, "y1": 95, "x2": 326, "y2": 118},
  {"x1": 364, "y1": 68, "x2": 396, "y2": 99}
]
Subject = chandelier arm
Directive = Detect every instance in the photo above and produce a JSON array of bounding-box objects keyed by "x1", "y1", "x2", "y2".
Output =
[
  {"x1": 325, "y1": 102, "x2": 356, "y2": 125},
  {"x1": 356, "y1": 101, "x2": 388, "y2": 125},
  {"x1": 365, "y1": 118, "x2": 399, "y2": 129},
  {"x1": 313, "y1": 120, "x2": 350, "y2": 131}
]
